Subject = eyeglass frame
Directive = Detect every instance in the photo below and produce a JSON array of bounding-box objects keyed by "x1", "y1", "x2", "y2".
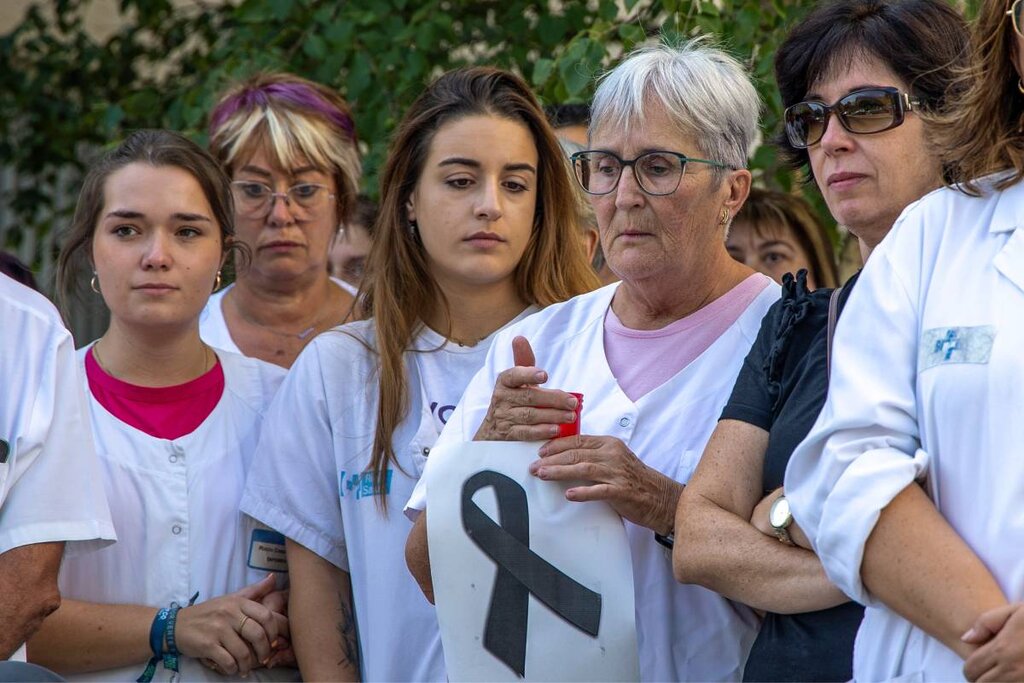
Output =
[
  {"x1": 230, "y1": 180, "x2": 337, "y2": 218},
  {"x1": 1007, "y1": 0, "x2": 1024, "y2": 37},
  {"x1": 569, "y1": 150, "x2": 733, "y2": 196},
  {"x1": 783, "y1": 87, "x2": 923, "y2": 150}
]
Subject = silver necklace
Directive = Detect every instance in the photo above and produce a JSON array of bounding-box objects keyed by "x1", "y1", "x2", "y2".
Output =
[{"x1": 229, "y1": 289, "x2": 329, "y2": 340}]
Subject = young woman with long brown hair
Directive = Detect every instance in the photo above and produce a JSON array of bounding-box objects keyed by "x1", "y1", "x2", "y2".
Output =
[
  {"x1": 240, "y1": 66, "x2": 598, "y2": 681},
  {"x1": 28, "y1": 130, "x2": 296, "y2": 681}
]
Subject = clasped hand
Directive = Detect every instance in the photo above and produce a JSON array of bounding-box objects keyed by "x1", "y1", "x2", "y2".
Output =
[
  {"x1": 962, "y1": 602, "x2": 1024, "y2": 682},
  {"x1": 175, "y1": 573, "x2": 294, "y2": 676}
]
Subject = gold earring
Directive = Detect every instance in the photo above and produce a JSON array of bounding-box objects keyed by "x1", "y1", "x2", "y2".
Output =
[
  {"x1": 213, "y1": 270, "x2": 222, "y2": 292},
  {"x1": 1018, "y1": 78, "x2": 1024, "y2": 95},
  {"x1": 719, "y1": 208, "x2": 730, "y2": 226},
  {"x1": 90, "y1": 272, "x2": 100, "y2": 294}
]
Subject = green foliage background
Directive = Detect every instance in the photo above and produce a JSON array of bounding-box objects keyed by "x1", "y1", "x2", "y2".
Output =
[{"x1": 0, "y1": 0, "x2": 980, "y2": 270}]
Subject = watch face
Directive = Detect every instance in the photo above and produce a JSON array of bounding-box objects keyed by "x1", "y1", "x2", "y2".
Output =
[{"x1": 769, "y1": 496, "x2": 792, "y2": 529}]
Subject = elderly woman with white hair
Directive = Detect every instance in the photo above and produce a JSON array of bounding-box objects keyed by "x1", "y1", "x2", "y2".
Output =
[{"x1": 405, "y1": 39, "x2": 777, "y2": 681}]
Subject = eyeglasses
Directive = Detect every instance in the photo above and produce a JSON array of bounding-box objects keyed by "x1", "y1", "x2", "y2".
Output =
[
  {"x1": 783, "y1": 87, "x2": 923, "y2": 149},
  {"x1": 570, "y1": 150, "x2": 730, "y2": 196},
  {"x1": 230, "y1": 181, "x2": 336, "y2": 219},
  {"x1": 1008, "y1": 0, "x2": 1024, "y2": 37}
]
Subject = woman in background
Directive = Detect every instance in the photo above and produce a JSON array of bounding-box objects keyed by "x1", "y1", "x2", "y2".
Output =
[
  {"x1": 726, "y1": 187, "x2": 838, "y2": 289},
  {"x1": 201, "y1": 72, "x2": 361, "y2": 367},
  {"x1": 328, "y1": 194, "x2": 376, "y2": 294}
]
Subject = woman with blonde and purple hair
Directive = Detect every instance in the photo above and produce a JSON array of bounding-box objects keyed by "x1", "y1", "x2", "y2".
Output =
[{"x1": 200, "y1": 73, "x2": 361, "y2": 368}]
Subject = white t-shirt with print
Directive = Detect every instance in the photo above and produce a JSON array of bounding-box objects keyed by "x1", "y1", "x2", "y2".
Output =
[{"x1": 241, "y1": 309, "x2": 536, "y2": 683}]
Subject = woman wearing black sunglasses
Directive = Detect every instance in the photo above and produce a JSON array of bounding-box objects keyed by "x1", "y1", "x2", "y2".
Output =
[
  {"x1": 674, "y1": 1, "x2": 967, "y2": 681},
  {"x1": 783, "y1": 0, "x2": 1024, "y2": 679}
]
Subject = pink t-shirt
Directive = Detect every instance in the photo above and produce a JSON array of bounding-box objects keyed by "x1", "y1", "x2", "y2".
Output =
[
  {"x1": 604, "y1": 273, "x2": 774, "y2": 401},
  {"x1": 85, "y1": 347, "x2": 225, "y2": 439}
]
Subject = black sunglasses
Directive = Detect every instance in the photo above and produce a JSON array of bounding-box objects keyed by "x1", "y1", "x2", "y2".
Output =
[{"x1": 784, "y1": 87, "x2": 923, "y2": 149}]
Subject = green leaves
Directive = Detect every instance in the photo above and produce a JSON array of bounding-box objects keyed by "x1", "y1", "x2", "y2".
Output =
[{"x1": 1, "y1": 0, "x2": 843, "y2": 265}]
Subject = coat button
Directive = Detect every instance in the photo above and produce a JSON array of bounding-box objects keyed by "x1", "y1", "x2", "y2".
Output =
[
  {"x1": 171, "y1": 524, "x2": 182, "y2": 535},
  {"x1": 619, "y1": 416, "x2": 631, "y2": 428}
]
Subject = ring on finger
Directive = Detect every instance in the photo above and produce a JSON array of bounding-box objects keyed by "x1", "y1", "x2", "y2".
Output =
[{"x1": 238, "y1": 614, "x2": 251, "y2": 633}]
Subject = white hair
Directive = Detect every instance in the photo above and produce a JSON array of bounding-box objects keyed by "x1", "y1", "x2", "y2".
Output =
[{"x1": 590, "y1": 38, "x2": 761, "y2": 171}]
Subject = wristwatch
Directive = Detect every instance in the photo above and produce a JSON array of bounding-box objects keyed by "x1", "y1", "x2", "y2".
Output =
[
  {"x1": 768, "y1": 495, "x2": 795, "y2": 546},
  {"x1": 655, "y1": 531, "x2": 674, "y2": 549}
]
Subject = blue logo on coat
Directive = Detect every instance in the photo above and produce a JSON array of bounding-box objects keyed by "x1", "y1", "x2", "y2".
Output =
[
  {"x1": 920, "y1": 325, "x2": 996, "y2": 370},
  {"x1": 339, "y1": 469, "x2": 393, "y2": 500}
]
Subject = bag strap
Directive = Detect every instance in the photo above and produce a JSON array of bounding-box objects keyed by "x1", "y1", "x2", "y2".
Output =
[{"x1": 826, "y1": 285, "x2": 844, "y2": 383}]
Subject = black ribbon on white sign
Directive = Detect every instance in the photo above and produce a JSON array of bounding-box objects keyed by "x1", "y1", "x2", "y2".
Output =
[{"x1": 461, "y1": 470, "x2": 602, "y2": 678}]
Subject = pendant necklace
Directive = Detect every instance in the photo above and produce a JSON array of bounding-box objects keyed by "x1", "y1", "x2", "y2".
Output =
[{"x1": 230, "y1": 289, "x2": 330, "y2": 340}]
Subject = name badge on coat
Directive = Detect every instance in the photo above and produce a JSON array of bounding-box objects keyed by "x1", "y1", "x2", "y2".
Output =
[
  {"x1": 248, "y1": 528, "x2": 288, "y2": 573},
  {"x1": 920, "y1": 325, "x2": 996, "y2": 370}
]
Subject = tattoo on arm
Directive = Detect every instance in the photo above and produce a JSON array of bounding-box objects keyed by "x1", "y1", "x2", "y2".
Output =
[{"x1": 336, "y1": 590, "x2": 360, "y2": 670}]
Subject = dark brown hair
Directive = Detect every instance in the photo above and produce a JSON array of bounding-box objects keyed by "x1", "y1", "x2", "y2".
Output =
[
  {"x1": 734, "y1": 187, "x2": 839, "y2": 288},
  {"x1": 56, "y1": 129, "x2": 239, "y2": 316},
  {"x1": 363, "y1": 66, "x2": 600, "y2": 508},
  {"x1": 932, "y1": 0, "x2": 1024, "y2": 193},
  {"x1": 774, "y1": 0, "x2": 969, "y2": 183}
]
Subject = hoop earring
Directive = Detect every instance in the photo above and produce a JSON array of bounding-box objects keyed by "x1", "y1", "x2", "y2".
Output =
[
  {"x1": 90, "y1": 272, "x2": 100, "y2": 294},
  {"x1": 1018, "y1": 78, "x2": 1024, "y2": 95},
  {"x1": 719, "y1": 208, "x2": 730, "y2": 227},
  {"x1": 213, "y1": 270, "x2": 222, "y2": 293}
]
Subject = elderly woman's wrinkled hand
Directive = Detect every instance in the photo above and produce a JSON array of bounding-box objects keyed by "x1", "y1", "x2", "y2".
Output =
[
  {"x1": 962, "y1": 602, "x2": 1024, "y2": 682},
  {"x1": 474, "y1": 336, "x2": 581, "y2": 442},
  {"x1": 532, "y1": 435, "x2": 683, "y2": 534}
]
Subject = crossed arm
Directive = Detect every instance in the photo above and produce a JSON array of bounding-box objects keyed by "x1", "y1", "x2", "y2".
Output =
[{"x1": 674, "y1": 419, "x2": 847, "y2": 614}]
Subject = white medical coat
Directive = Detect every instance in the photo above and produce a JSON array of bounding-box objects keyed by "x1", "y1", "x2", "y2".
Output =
[
  {"x1": 409, "y1": 282, "x2": 778, "y2": 682},
  {"x1": 785, "y1": 177, "x2": 1024, "y2": 681},
  {"x1": 59, "y1": 348, "x2": 295, "y2": 682},
  {"x1": 0, "y1": 275, "x2": 116, "y2": 659},
  {"x1": 200, "y1": 279, "x2": 353, "y2": 355}
]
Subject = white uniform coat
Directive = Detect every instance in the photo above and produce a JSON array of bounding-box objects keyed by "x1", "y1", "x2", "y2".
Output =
[
  {"x1": 0, "y1": 275, "x2": 116, "y2": 659},
  {"x1": 59, "y1": 348, "x2": 295, "y2": 682},
  {"x1": 785, "y1": 178, "x2": 1024, "y2": 681},
  {"x1": 200, "y1": 279, "x2": 353, "y2": 355},
  {"x1": 409, "y1": 282, "x2": 778, "y2": 682},
  {"x1": 242, "y1": 312, "x2": 534, "y2": 683}
]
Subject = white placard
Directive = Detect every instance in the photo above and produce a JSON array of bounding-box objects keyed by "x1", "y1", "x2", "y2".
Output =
[{"x1": 425, "y1": 440, "x2": 639, "y2": 682}]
